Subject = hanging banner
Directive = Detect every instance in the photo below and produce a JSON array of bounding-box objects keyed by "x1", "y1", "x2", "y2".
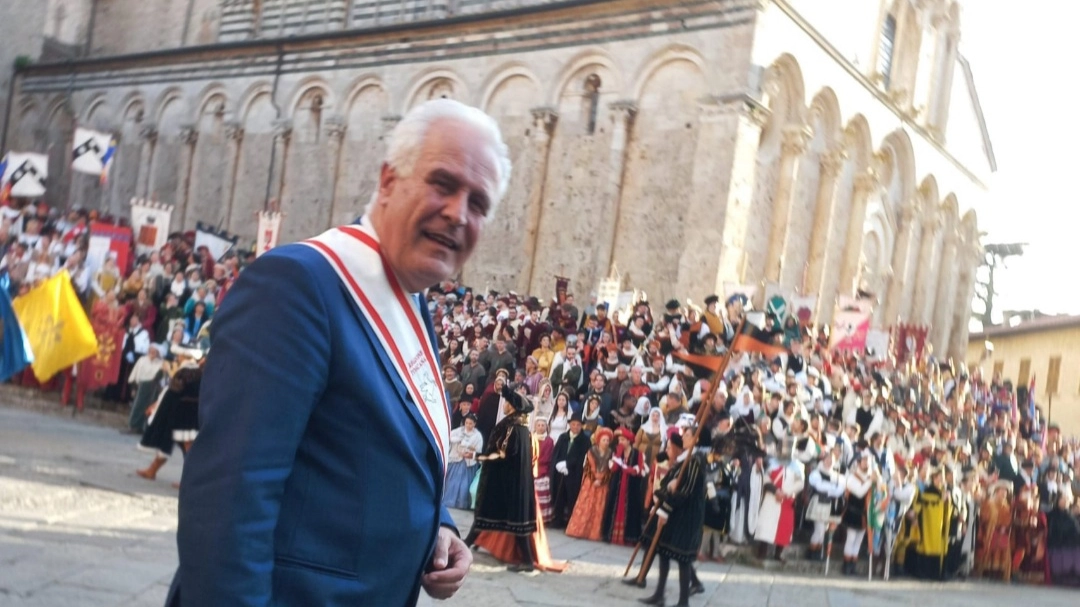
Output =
[
  {"x1": 255, "y1": 211, "x2": 283, "y2": 257},
  {"x1": 895, "y1": 323, "x2": 930, "y2": 364},
  {"x1": 130, "y1": 198, "x2": 174, "y2": 256},
  {"x1": 554, "y1": 276, "x2": 570, "y2": 305},
  {"x1": 837, "y1": 294, "x2": 873, "y2": 315},
  {"x1": 87, "y1": 221, "x2": 133, "y2": 276},
  {"x1": 72, "y1": 127, "x2": 116, "y2": 178},
  {"x1": 77, "y1": 325, "x2": 125, "y2": 389},
  {"x1": 790, "y1": 294, "x2": 817, "y2": 327},
  {"x1": 830, "y1": 308, "x2": 871, "y2": 352},
  {"x1": 1, "y1": 152, "x2": 48, "y2": 198},
  {"x1": 195, "y1": 221, "x2": 239, "y2": 261},
  {"x1": 596, "y1": 276, "x2": 621, "y2": 314}
]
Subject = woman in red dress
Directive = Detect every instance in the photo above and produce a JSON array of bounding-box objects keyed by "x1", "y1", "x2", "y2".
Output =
[
  {"x1": 601, "y1": 427, "x2": 647, "y2": 545},
  {"x1": 566, "y1": 427, "x2": 614, "y2": 541},
  {"x1": 533, "y1": 417, "x2": 556, "y2": 522}
]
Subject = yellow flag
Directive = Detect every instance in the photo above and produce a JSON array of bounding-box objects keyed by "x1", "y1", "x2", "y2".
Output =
[{"x1": 12, "y1": 270, "x2": 99, "y2": 381}]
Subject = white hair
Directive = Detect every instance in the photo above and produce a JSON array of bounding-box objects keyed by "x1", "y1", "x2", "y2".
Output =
[{"x1": 367, "y1": 98, "x2": 512, "y2": 218}]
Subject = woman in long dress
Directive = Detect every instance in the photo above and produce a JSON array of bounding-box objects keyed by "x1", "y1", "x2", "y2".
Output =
[
  {"x1": 566, "y1": 427, "x2": 614, "y2": 541},
  {"x1": 602, "y1": 427, "x2": 647, "y2": 545},
  {"x1": 635, "y1": 407, "x2": 668, "y2": 469},
  {"x1": 548, "y1": 391, "x2": 572, "y2": 444},
  {"x1": 901, "y1": 467, "x2": 954, "y2": 580},
  {"x1": 443, "y1": 414, "x2": 483, "y2": 509},
  {"x1": 136, "y1": 346, "x2": 204, "y2": 485},
  {"x1": 531, "y1": 380, "x2": 555, "y2": 425},
  {"x1": 533, "y1": 417, "x2": 556, "y2": 522}
]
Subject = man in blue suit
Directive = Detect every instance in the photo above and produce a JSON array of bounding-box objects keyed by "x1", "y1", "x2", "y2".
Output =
[{"x1": 167, "y1": 98, "x2": 512, "y2": 606}]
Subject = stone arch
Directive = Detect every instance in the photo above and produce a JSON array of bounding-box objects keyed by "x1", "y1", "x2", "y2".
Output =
[
  {"x1": 842, "y1": 114, "x2": 873, "y2": 172},
  {"x1": 402, "y1": 68, "x2": 467, "y2": 112},
  {"x1": 286, "y1": 77, "x2": 336, "y2": 119},
  {"x1": 81, "y1": 95, "x2": 110, "y2": 125},
  {"x1": 153, "y1": 88, "x2": 185, "y2": 131},
  {"x1": 479, "y1": 63, "x2": 542, "y2": 112},
  {"x1": 333, "y1": 77, "x2": 390, "y2": 226},
  {"x1": 807, "y1": 87, "x2": 842, "y2": 149},
  {"x1": 228, "y1": 84, "x2": 277, "y2": 238},
  {"x1": 341, "y1": 76, "x2": 386, "y2": 113},
  {"x1": 548, "y1": 49, "x2": 623, "y2": 107},
  {"x1": 629, "y1": 45, "x2": 708, "y2": 101},
  {"x1": 759, "y1": 53, "x2": 807, "y2": 141},
  {"x1": 879, "y1": 129, "x2": 916, "y2": 215},
  {"x1": 13, "y1": 98, "x2": 42, "y2": 150},
  {"x1": 917, "y1": 174, "x2": 939, "y2": 214},
  {"x1": 236, "y1": 82, "x2": 275, "y2": 123},
  {"x1": 612, "y1": 55, "x2": 707, "y2": 303},
  {"x1": 961, "y1": 206, "x2": 977, "y2": 240},
  {"x1": 45, "y1": 99, "x2": 76, "y2": 208},
  {"x1": 118, "y1": 92, "x2": 146, "y2": 125},
  {"x1": 465, "y1": 64, "x2": 543, "y2": 291},
  {"x1": 193, "y1": 83, "x2": 230, "y2": 122},
  {"x1": 859, "y1": 206, "x2": 894, "y2": 297},
  {"x1": 290, "y1": 79, "x2": 334, "y2": 145},
  {"x1": 188, "y1": 87, "x2": 231, "y2": 228}
]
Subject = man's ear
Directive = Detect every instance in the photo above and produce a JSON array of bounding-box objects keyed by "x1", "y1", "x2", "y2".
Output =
[{"x1": 378, "y1": 162, "x2": 397, "y2": 202}]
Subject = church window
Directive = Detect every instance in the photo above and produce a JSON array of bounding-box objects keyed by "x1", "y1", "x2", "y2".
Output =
[
  {"x1": 584, "y1": 74, "x2": 601, "y2": 135},
  {"x1": 878, "y1": 14, "x2": 897, "y2": 89}
]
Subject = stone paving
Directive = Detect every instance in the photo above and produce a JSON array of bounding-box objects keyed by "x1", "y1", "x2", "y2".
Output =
[{"x1": 1, "y1": 394, "x2": 1077, "y2": 607}]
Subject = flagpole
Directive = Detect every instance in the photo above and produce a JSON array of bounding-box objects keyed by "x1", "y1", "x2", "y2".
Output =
[{"x1": 623, "y1": 322, "x2": 745, "y2": 583}]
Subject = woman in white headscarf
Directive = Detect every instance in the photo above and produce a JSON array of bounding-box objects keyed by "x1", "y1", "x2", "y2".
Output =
[{"x1": 634, "y1": 406, "x2": 668, "y2": 470}]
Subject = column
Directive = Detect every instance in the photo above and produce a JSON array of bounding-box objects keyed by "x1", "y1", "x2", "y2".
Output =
[
  {"x1": 521, "y1": 106, "x2": 558, "y2": 293},
  {"x1": 324, "y1": 114, "x2": 347, "y2": 229},
  {"x1": 269, "y1": 118, "x2": 292, "y2": 208},
  {"x1": 911, "y1": 214, "x2": 942, "y2": 324},
  {"x1": 837, "y1": 168, "x2": 877, "y2": 296},
  {"x1": 136, "y1": 123, "x2": 158, "y2": 198},
  {"x1": 221, "y1": 121, "x2": 244, "y2": 230},
  {"x1": 882, "y1": 203, "x2": 917, "y2": 326},
  {"x1": 948, "y1": 242, "x2": 981, "y2": 360},
  {"x1": 711, "y1": 94, "x2": 770, "y2": 289},
  {"x1": 177, "y1": 125, "x2": 198, "y2": 230},
  {"x1": 764, "y1": 124, "x2": 809, "y2": 282},
  {"x1": 595, "y1": 100, "x2": 637, "y2": 280},
  {"x1": 931, "y1": 227, "x2": 959, "y2": 353},
  {"x1": 803, "y1": 147, "x2": 846, "y2": 301}
]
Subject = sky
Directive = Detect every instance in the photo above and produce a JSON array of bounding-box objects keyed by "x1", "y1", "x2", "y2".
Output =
[{"x1": 960, "y1": 2, "x2": 1079, "y2": 319}]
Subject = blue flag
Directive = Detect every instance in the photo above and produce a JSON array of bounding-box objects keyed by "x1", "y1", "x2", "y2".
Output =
[{"x1": 0, "y1": 274, "x2": 33, "y2": 381}]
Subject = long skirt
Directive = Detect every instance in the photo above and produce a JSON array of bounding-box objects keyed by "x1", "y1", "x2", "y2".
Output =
[
  {"x1": 1049, "y1": 548, "x2": 1080, "y2": 587},
  {"x1": 475, "y1": 494, "x2": 568, "y2": 573},
  {"x1": 535, "y1": 475, "x2": 553, "y2": 522},
  {"x1": 566, "y1": 481, "x2": 609, "y2": 541},
  {"x1": 129, "y1": 379, "x2": 159, "y2": 432},
  {"x1": 443, "y1": 460, "x2": 478, "y2": 510}
]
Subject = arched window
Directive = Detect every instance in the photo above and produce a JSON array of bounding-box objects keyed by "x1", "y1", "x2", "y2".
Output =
[
  {"x1": 878, "y1": 14, "x2": 897, "y2": 89},
  {"x1": 583, "y1": 74, "x2": 601, "y2": 135}
]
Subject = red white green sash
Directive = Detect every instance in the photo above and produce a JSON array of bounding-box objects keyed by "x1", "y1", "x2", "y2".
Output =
[{"x1": 301, "y1": 220, "x2": 450, "y2": 471}]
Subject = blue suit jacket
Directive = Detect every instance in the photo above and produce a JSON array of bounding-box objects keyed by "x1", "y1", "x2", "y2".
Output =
[{"x1": 167, "y1": 244, "x2": 456, "y2": 606}]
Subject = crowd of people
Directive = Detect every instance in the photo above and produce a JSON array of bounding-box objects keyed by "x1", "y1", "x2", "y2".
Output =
[
  {"x1": 5, "y1": 197, "x2": 1080, "y2": 591},
  {"x1": 427, "y1": 282, "x2": 1080, "y2": 588}
]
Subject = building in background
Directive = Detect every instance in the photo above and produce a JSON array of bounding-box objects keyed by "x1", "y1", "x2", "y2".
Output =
[
  {"x1": 1, "y1": 0, "x2": 994, "y2": 358},
  {"x1": 967, "y1": 315, "x2": 1080, "y2": 437}
]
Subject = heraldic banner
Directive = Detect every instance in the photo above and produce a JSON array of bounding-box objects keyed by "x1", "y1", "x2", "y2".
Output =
[
  {"x1": 87, "y1": 221, "x2": 134, "y2": 275},
  {"x1": 1, "y1": 152, "x2": 48, "y2": 198},
  {"x1": 78, "y1": 323, "x2": 125, "y2": 390},
  {"x1": 256, "y1": 211, "x2": 283, "y2": 257},
  {"x1": 130, "y1": 198, "x2": 174, "y2": 256},
  {"x1": 72, "y1": 127, "x2": 116, "y2": 178},
  {"x1": 195, "y1": 221, "x2": 239, "y2": 261},
  {"x1": 11, "y1": 271, "x2": 98, "y2": 381}
]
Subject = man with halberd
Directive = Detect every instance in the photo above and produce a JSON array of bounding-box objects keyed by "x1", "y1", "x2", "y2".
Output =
[{"x1": 806, "y1": 448, "x2": 846, "y2": 561}]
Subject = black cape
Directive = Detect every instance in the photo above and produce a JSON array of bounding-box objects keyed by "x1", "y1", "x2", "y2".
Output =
[{"x1": 471, "y1": 413, "x2": 536, "y2": 535}]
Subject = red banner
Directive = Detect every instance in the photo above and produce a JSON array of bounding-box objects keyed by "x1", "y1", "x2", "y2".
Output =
[
  {"x1": 77, "y1": 326, "x2": 124, "y2": 389},
  {"x1": 90, "y1": 221, "x2": 134, "y2": 275},
  {"x1": 894, "y1": 323, "x2": 930, "y2": 364},
  {"x1": 555, "y1": 276, "x2": 569, "y2": 305},
  {"x1": 830, "y1": 309, "x2": 871, "y2": 352}
]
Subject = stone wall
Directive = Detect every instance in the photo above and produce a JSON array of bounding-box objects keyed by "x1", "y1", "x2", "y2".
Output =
[{"x1": 10, "y1": 0, "x2": 990, "y2": 356}]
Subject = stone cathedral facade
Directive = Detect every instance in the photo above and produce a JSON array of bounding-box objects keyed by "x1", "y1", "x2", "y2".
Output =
[{"x1": 3, "y1": 0, "x2": 994, "y2": 358}]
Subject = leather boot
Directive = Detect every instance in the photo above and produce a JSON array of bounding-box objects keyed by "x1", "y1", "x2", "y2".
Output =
[{"x1": 136, "y1": 456, "x2": 167, "y2": 480}]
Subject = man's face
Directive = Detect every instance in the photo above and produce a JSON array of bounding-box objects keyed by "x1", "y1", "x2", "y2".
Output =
[
  {"x1": 631, "y1": 367, "x2": 642, "y2": 383},
  {"x1": 592, "y1": 374, "x2": 605, "y2": 391},
  {"x1": 565, "y1": 346, "x2": 577, "y2": 361},
  {"x1": 469, "y1": 350, "x2": 479, "y2": 363},
  {"x1": 495, "y1": 339, "x2": 506, "y2": 353},
  {"x1": 373, "y1": 118, "x2": 499, "y2": 291},
  {"x1": 569, "y1": 420, "x2": 583, "y2": 434}
]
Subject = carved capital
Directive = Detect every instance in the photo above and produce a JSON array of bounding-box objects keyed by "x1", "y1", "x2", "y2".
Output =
[
  {"x1": 780, "y1": 125, "x2": 810, "y2": 157},
  {"x1": 708, "y1": 92, "x2": 771, "y2": 127},
  {"x1": 819, "y1": 148, "x2": 848, "y2": 177},
  {"x1": 324, "y1": 115, "x2": 347, "y2": 141},
  {"x1": 609, "y1": 100, "x2": 638, "y2": 122},
  {"x1": 272, "y1": 119, "x2": 293, "y2": 142},
  {"x1": 529, "y1": 106, "x2": 558, "y2": 135},
  {"x1": 224, "y1": 121, "x2": 244, "y2": 142},
  {"x1": 139, "y1": 123, "x2": 159, "y2": 142},
  {"x1": 853, "y1": 168, "x2": 878, "y2": 194},
  {"x1": 179, "y1": 125, "x2": 198, "y2": 146}
]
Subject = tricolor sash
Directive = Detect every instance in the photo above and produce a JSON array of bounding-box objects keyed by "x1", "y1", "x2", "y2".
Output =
[{"x1": 301, "y1": 220, "x2": 451, "y2": 471}]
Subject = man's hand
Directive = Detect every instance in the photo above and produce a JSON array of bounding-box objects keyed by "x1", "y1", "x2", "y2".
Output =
[{"x1": 422, "y1": 527, "x2": 471, "y2": 600}]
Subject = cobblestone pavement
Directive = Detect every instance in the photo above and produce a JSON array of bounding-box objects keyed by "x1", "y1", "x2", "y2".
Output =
[{"x1": 1, "y1": 398, "x2": 1076, "y2": 607}]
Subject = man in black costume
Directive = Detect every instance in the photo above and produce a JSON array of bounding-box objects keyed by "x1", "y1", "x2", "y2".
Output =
[
  {"x1": 548, "y1": 411, "x2": 592, "y2": 528},
  {"x1": 464, "y1": 385, "x2": 538, "y2": 572},
  {"x1": 636, "y1": 426, "x2": 706, "y2": 607}
]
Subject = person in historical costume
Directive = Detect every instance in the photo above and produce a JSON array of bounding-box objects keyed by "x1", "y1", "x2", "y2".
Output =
[
  {"x1": 700, "y1": 448, "x2": 733, "y2": 561},
  {"x1": 464, "y1": 386, "x2": 539, "y2": 572},
  {"x1": 840, "y1": 452, "x2": 876, "y2": 575},
  {"x1": 89, "y1": 254, "x2": 121, "y2": 307},
  {"x1": 549, "y1": 411, "x2": 592, "y2": 528},
  {"x1": 127, "y1": 342, "x2": 166, "y2": 433},
  {"x1": 975, "y1": 480, "x2": 1014, "y2": 581},
  {"x1": 442, "y1": 413, "x2": 483, "y2": 510},
  {"x1": 806, "y1": 449, "x2": 846, "y2": 561},
  {"x1": 136, "y1": 345, "x2": 204, "y2": 484},
  {"x1": 753, "y1": 457, "x2": 805, "y2": 560},
  {"x1": 602, "y1": 427, "x2": 647, "y2": 546},
  {"x1": 531, "y1": 379, "x2": 555, "y2": 424},
  {"x1": 1011, "y1": 483, "x2": 1048, "y2": 583},
  {"x1": 533, "y1": 417, "x2": 556, "y2": 522},
  {"x1": 882, "y1": 463, "x2": 916, "y2": 576},
  {"x1": 63, "y1": 290, "x2": 127, "y2": 412},
  {"x1": 475, "y1": 369, "x2": 509, "y2": 446},
  {"x1": 636, "y1": 407, "x2": 668, "y2": 470},
  {"x1": 634, "y1": 427, "x2": 707, "y2": 607},
  {"x1": 581, "y1": 394, "x2": 604, "y2": 434},
  {"x1": 901, "y1": 467, "x2": 954, "y2": 580},
  {"x1": 1047, "y1": 492, "x2": 1080, "y2": 587},
  {"x1": 548, "y1": 390, "x2": 573, "y2": 445},
  {"x1": 566, "y1": 427, "x2": 615, "y2": 540},
  {"x1": 106, "y1": 313, "x2": 151, "y2": 403}
]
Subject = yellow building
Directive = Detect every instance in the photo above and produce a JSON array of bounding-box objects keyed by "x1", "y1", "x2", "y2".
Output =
[{"x1": 967, "y1": 316, "x2": 1080, "y2": 437}]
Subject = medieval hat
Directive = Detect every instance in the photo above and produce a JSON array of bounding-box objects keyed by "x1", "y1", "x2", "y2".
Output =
[
  {"x1": 665, "y1": 299, "x2": 681, "y2": 311},
  {"x1": 704, "y1": 294, "x2": 720, "y2": 307},
  {"x1": 666, "y1": 426, "x2": 684, "y2": 450},
  {"x1": 500, "y1": 384, "x2": 534, "y2": 414},
  {"x1": 617, "y1": 427, "x2": 635, "y2": 443},
  {"x1": 569, "y1": 410, "x2": 585, "y2": 424},
  {"x1": 593, "y1": 427, "x2": 614, "y2": 445}
]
